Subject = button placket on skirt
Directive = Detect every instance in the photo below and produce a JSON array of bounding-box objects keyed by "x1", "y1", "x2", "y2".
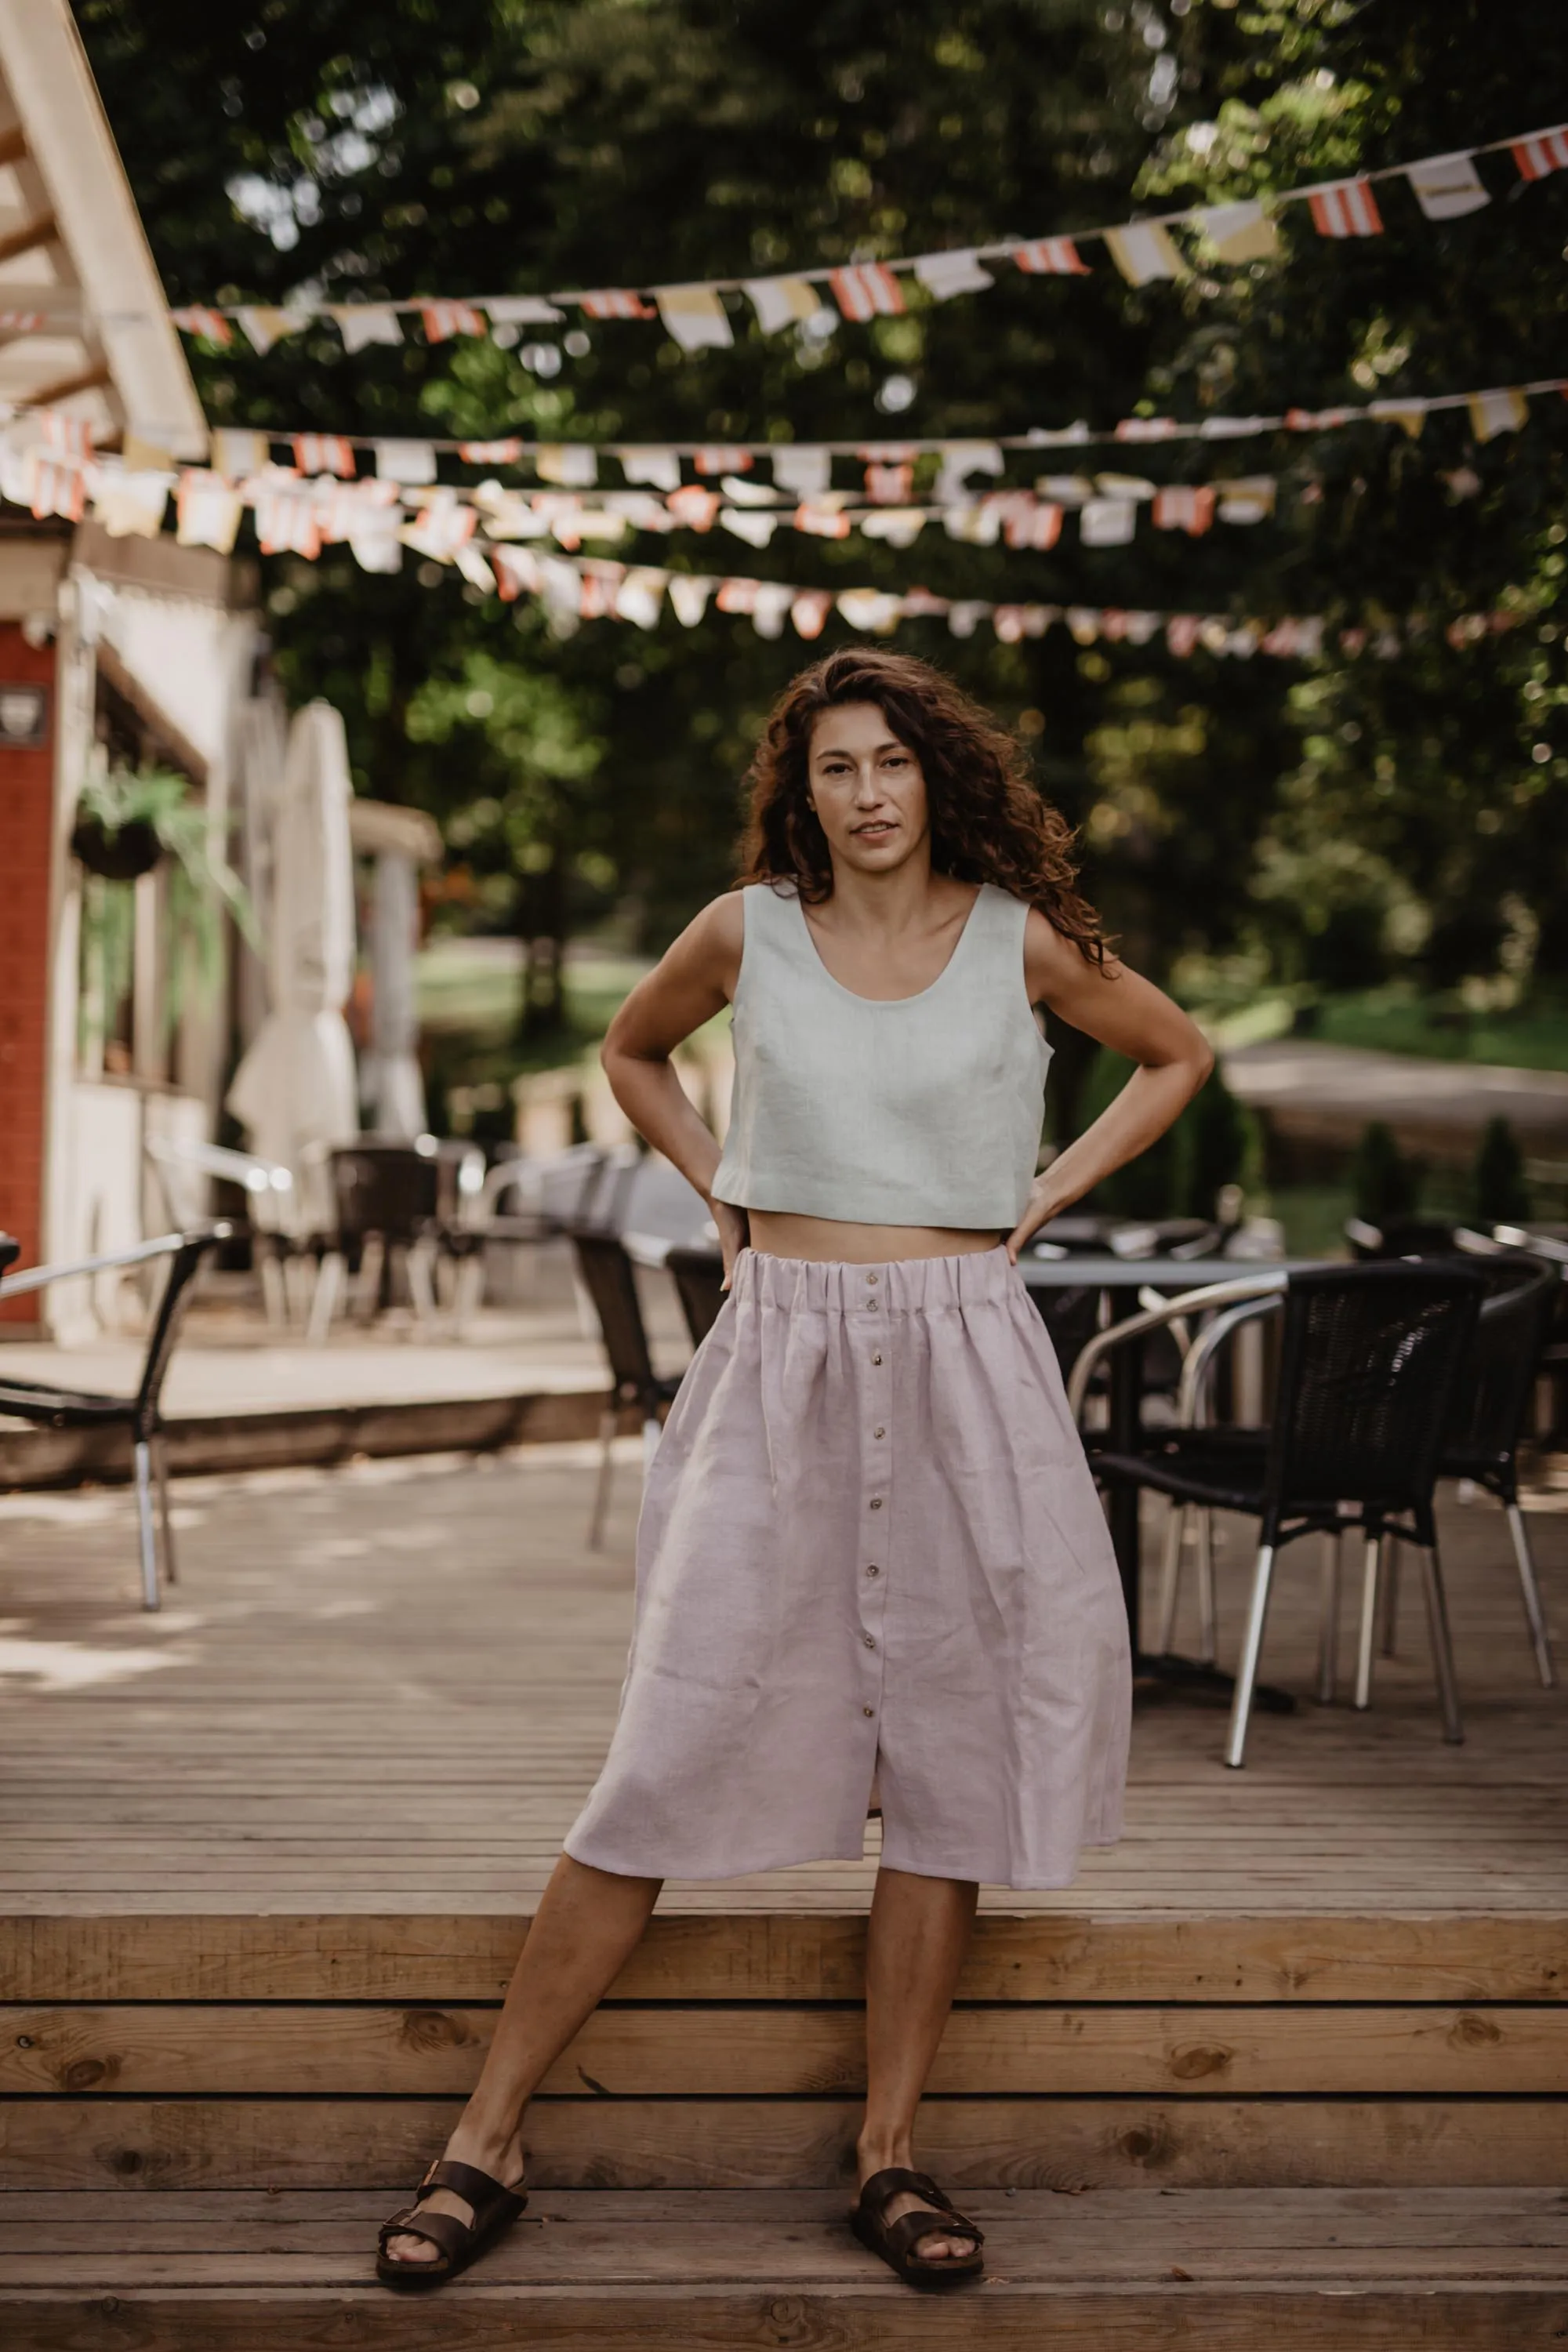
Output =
[{"x1": 857, "y1": 1267, "x2": 891, "y2": 1742}]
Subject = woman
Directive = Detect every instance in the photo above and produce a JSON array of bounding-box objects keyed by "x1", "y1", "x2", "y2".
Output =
[{"x1": 378, "y1": 646, "x2": 1212, "y2": 2292}]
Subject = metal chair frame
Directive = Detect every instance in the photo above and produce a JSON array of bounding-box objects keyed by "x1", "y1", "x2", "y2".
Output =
[
  {"x1": 0, "y1": 1227, "x2": 229, "y2": 1610},
  {"x1": 1069, "y1": 1265, "x2": 1485, "y2": 1768}
]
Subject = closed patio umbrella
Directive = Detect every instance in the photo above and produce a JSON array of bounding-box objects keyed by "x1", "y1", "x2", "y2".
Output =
[{"x1": 227, "y1": 700, "x2": 358, "y2": 1178}]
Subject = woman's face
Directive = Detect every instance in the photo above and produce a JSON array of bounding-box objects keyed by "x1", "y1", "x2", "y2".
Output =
[{"x1": 805, "y1": 700, "x2": 930, "y2": 877}]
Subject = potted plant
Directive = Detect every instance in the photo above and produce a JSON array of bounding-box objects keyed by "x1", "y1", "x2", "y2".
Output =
[{"x1": 74, "y1": 762, "x2": 255, "y2": 1055}]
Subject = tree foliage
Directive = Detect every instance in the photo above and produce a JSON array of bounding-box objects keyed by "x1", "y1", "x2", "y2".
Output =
[{"x1": 75, "y1": 0, "x2": 1568, "y2": 1062}]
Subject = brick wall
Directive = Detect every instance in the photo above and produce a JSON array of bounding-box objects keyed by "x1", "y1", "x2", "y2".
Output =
[{"x1": 0, "y1": 626, "x2": 58, "y2": 1318}]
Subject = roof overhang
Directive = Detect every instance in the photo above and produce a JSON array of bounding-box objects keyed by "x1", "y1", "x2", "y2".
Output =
[{"x1": 0, "y1": 0, "x2": 205, "y2": 457}]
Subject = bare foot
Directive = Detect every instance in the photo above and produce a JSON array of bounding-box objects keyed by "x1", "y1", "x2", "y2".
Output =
[{"x1": 381, "y1": 2129, "x2": 527, "y2": 2270}]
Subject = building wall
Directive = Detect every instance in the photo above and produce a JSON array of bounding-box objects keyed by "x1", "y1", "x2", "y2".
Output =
[{"x1": 0, "y1": 623, "x2": 57, "y2": 1323}]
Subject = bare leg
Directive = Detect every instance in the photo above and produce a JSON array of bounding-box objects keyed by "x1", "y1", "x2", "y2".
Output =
[
  {"x1": 383, "y1": 1853, "x2": 660, "y2": 2266},
  {"x1": 856, "y1": 1864, "x2": 978, "y2": 2262}
]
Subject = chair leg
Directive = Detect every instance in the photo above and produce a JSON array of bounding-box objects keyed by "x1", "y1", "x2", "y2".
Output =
[
  {"x1": 586, "y1": 1407, "x2": 617, "y2": 1550},
  {"x1": 1505, "y1": 1503, "x2": 1558, "y2": 1689},
  {"x1": 1156, "y1": 1502, "x2": 1186, "y2": 1656},
  {"x1": 407, "y1": 1239, "x2": 438, "y2": 1323},
  {"x1": 453, "y1": 1252, "x2": 485, "y2": 1337},
  {"x1": 151, "y1": 1436, "x2": 176, "y2": 1588},
  {"x1": 1316, "y1": 1530, "x2": 1341, "y2": 1704},
  {"x1": 1195, "y1": 1510, "x2": 1218, "y2": 1667},
  {"x1": 133, "y1": 1439, "x2": 160, "y2": 1613},
  {"x1": 259, "y1": 1249, "x2": 289, "y2": 1330},
  {"x1": 1354, "y1": 1534, "x2": 1383, "y2": 1711},
  {"x1": 354, "y1": 1236, "x2": 386, "y2": 1323},
  {"x1": 1379, "y1": 1535, "x2": 1402, "y2": 1657},
  {"x1": 306, "y1": 1252, "x2": 343, "y2": 1345},
  {"x1": 1224, "y1": 1542, "x2": 1276, "y2": 1770},
  {"x1": 1417, "y1": 1537, "x2": 1465, "y2": 1746}
]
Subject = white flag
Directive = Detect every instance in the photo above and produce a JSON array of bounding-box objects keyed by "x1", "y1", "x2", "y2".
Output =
[
  {"x1": 719, "y1": 507, "x2": 778, "y2": 547},
  {"x1": 667, "y1": 574, "x2": 713, "y2": 626},
  {"x1": 1080, "y1": 497, "x2": 1136, "y2": 546},
  {"x1": 742, "y1": 275, "x2": 821, "y2": 334},
  {"x1": 656, "y1": 285, "x2": 734, "y2": 351},
  {"x1": 771, "y1": 445, "x2": 831, "y2": 498},
  {"x1": 537, "y1": 445, "x2": 598, "y2": 488},
  {"x1": 235, "y1": 305, "x2": 310, "y2": 355},
  {"x1": 1468, "y1": 387, "x2": 1528, "y2": 441},
  {"x1": 212, "y1": 429, "x2": 270, "y2": 480},
  {"x1": 1406, "y1": 154, "x2": 1490, "y2": 220},
  {"x1": 90, "y1": 466, "x2": 173, "y2": 539},
  {"x1": 934, "y1": 441, "x2": 1004, "y2": 503},
  {"x1": 1103, "y1": 223, "x2": 1189, "y2": 284},
  {"x1": 485, "y1": 294, "x2": 567, "y2": 325},
  {"x1": 1196, "y1": 200, "x2": 1279, "y2": 262},
  {"x1": 332, "y1": 306, "x2": 405, "y2": 352},
  {"x1": 374, "y1": 439, "x2": 437, "y2": 485},
  {"x1": 1216, "y1": 477, "x2": 1276, "y2": 524},
  {"x1": 912, "y1": 249, "x2": 995, "y2": 299},
  {"x1": 620, "y1": 448, "x2": 681, "y2": 492}
]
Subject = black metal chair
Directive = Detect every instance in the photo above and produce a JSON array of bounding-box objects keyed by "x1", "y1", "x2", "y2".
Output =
[
  {"x1": 1082, "y1": 1263, "x2": 1485, "y2": 1766},
  {"x1": 308, "y1": 1138, "x2": 484, "y2": 1337},
  {"x1": 570, "y1": 1225, "x2": 683, "y2": 1548},
  {"x1": 666, "y1": 1243, "x2": 727, "y2": 1347},
  {"x1": 0, "y1": 1228, "x2": 228, "y2": 1610},
  {"x1": 1377, "y1": 1255, "x2": 1559, "y2": 1689}
]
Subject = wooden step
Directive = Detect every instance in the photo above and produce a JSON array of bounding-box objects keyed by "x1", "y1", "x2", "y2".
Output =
[
  {"x1": 5, "y1": 1911, "x2": 1566, "y2": 2194},
  {"x1": 5, "y1": 2187, "x2": 1568, "y2": 2347}
]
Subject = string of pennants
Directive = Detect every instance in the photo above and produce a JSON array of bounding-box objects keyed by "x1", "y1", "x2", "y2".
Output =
[
  {"x1": 167, "y1": 121, "x2": 1568, "y2": 356},
  {"x1": 5, "y1": 371, "x2": 1559, "y2": 553},
  {"x1": 393, "y1": 541, "x2": 1526, "y2": 664}
]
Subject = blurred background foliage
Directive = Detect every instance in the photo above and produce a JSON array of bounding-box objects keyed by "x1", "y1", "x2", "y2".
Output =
[{"x1": 74, "y1": 0, "x2": 1568, "y2": 1129}]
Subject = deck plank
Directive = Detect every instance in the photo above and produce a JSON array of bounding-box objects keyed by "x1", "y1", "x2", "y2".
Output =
[{"x1": 0, "y1": 1447, "x2": 1563, "y2": 1921}]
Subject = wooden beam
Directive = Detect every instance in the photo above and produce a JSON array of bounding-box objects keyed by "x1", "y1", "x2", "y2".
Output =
[
  {"x1": 93, "y1": 638, "x2": 209, "y2": 786},
  {"x1": 22, "y1": 358, "x2": 109, "y2": 407},
  {"x1": 0, "y1": 208, "x2": 56, "y2": 267},
  {"x1": 7, "y1": 2094, "x2": 1568, "y2": 2194},
  {"x1": 5, "y1": 1911, "x2": 1565, "y2": 2005},
  {"x1": 4, "y1": 1999, "x2": 1564, "y2": 2098}
]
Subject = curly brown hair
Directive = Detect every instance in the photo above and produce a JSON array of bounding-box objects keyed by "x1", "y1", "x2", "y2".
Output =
[{"x1": 736, "y1": 646, "x2": 1107, "y2": 966}]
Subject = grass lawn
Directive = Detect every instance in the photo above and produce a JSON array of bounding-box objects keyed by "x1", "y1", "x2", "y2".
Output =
[{"x1": 1201, "y1": 981, "x2": 1568, "y2": 1072}]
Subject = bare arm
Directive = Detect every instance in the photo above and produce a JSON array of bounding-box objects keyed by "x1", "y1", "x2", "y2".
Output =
[
  {"x1": 1006, "y1": 909, "x2": 1214, "y2": 1260},
  {"x1": 600, "y1": 895, "x2": 750, "y2": 1276}
]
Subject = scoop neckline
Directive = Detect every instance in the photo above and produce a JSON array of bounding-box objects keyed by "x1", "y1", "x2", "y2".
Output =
[{"x1": 791, "y1": 884, "x2": 986, "y2": 1006}]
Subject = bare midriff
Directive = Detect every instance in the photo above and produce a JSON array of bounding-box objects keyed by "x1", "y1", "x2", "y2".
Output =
[{"x1": 744, "y1": 1210, "x2": 1004, "y2": 1265}]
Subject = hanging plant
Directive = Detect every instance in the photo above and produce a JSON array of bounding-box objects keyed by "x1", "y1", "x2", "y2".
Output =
[{"x1": 74, "y1": 764, "x2": 256, "y2": 1056}]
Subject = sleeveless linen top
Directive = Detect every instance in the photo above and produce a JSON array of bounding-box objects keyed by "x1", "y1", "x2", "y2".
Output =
[{"x1": 711, "y1": 880, "x2": 1051, "y2": 1228}]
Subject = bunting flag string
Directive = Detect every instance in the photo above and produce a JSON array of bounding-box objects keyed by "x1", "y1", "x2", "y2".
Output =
[
  {"x1": 9, "y1": 364, "x2": 1560, "y2": 547},
  {"x1": 429, "y1": 541, "x2": 1524, "y2": 665},
  {"x1": 168, "y1": 118, "x2": 1568, "y2": 356},
  {"x1": 42, "y1": 366, "x2": 1559, "y2": 488}
]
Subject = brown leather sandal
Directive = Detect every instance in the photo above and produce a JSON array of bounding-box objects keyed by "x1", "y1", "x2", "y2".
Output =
[
  {"x1": 851, "y1": 2165, "x2": 985, "y2": 2289},
  {"x1": 376, "y1": 2158, "x2": 528, "y2": 2288}
]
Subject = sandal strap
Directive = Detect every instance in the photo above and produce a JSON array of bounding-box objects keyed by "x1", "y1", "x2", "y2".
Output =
[
  {"x1": 883, "y1": 2209, "x2": 983, "y2": 2263},
  {"x1": 858, "y1": 2166, "x2": 984, "y2": 2250},
  {"x1": 424, "y1": 2158, "x2": 526, "y2": 2218},
  {"x1": 378, "y1": 2208, "x2": 468, "y2": 2269}
]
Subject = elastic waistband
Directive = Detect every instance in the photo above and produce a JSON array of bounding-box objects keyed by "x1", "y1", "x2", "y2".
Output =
[{"x1": 731, "y1": 1243, "x2": 1018, "y2": 1313}]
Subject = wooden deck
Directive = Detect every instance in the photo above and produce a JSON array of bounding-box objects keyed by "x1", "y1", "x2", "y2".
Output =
[
  {"x1": 0, "y1": 1441, "x2": 1563, "y2": 1916},
  {"x1": 2, "y1": 1443, "x2": 1566, "y2": 2341},
  {"x1": 6, "y1": 2186, "x2": 1568, "y2": 2347}
]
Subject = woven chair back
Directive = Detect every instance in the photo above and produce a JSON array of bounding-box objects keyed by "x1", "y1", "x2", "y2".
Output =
[
  {"x1": 1443, "y1": 1256, "x2": 1558, "y2": 1479},
  {"x1": 1265, "y1": 1263, "x2": 1483, "y2": 1531}
]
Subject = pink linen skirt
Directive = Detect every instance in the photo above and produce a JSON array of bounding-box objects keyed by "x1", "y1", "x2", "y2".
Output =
[{"x1": 564, "y1": 1244, "x2": 1131, "y2": 1890}]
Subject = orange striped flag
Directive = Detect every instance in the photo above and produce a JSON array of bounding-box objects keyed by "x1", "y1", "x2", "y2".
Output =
[
  {"x1": 1307, "y1": 179, "x2": 1384, "y2": 237},
  {"x1": 1012, "y1": 237, "x2": 1090, "y2": 275},
  {"x1": 1512, "y1": 127, "x2": 1568, "y2": 180}
]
